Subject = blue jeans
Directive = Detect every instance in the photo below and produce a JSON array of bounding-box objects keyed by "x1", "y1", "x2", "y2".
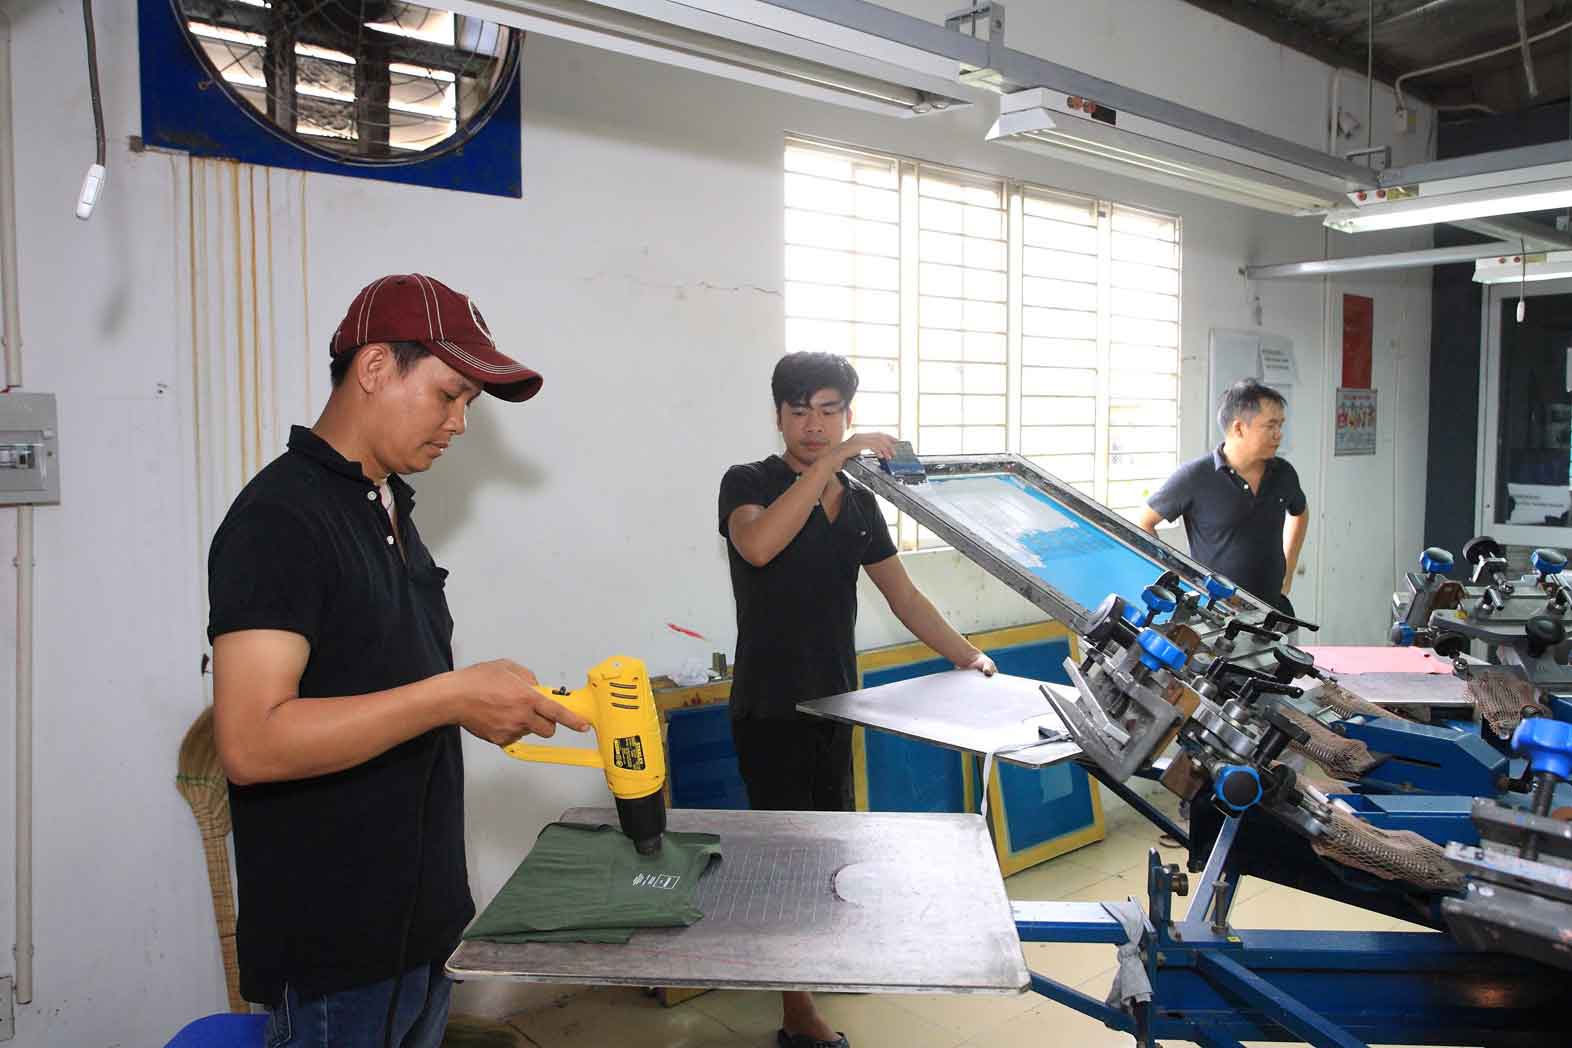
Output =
[{"x1": 263, "y1": 961, "x2": 453, "y2": 1048}]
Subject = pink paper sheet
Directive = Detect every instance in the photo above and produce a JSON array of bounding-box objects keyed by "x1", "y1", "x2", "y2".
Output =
[{"x1": 1300, "y1": 645, "x2": 1450, "y2": 675}]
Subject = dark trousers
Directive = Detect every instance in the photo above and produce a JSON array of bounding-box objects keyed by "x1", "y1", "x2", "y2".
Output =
[
  {"x1": 731, "y1": 717, "x2": 854, "y2": 812},
  {"x1": 264, "y1": 961, "x2": 451, "y2": 1048}
]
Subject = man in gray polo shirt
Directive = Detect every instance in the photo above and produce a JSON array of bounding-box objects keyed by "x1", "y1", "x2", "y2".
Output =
[{"x1": 1136, "y1": 379, "x2": 1309, "y2": 616}]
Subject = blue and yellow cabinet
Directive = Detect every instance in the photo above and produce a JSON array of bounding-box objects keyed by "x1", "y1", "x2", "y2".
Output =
[{"x1": 655, "y1": 620, "x2": 1103, "y2": 875}]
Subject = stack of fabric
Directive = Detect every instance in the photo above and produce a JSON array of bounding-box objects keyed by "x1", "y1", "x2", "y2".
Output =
[{"x1": 465, "y1": 822, "x2": 722, "y2": 945}]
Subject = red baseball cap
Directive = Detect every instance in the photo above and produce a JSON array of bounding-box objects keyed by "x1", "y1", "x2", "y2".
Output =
[{"x1": 329, "y1": 274, "x2": 542, "y2": 402}]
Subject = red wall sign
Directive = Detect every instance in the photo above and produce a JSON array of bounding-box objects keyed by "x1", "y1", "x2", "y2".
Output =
[{"x1": 1342, "y1": 294, "x2": 1373, "y2": 390}]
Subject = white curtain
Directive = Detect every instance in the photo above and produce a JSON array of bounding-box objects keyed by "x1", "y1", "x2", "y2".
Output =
[{"x1": 174, "y1": 156, "x2": 317, "y2": 576}]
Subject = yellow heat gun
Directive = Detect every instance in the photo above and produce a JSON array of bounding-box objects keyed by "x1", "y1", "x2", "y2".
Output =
[{"x1": 503, "y1": 656, "x2": 668, "y2": 854}]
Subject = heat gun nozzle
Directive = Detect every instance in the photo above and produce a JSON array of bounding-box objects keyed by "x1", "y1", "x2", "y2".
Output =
[{"x1": 617, "y1": 793, "x2": 667, "y2": 855}]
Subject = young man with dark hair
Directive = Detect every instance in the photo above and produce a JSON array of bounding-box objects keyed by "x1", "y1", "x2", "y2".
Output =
[
  {"x1": 719, "y1": 350, "x2": 995, "y2": 1048},
  {"x1": 208, "y1": 274, "x2": 590, "y2": 1046},
  {"x1": 1136, "y1": 378, "x2": 1309, "y2": 616}
]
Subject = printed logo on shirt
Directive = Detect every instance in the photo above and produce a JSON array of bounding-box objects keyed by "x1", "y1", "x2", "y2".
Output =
[
  {"x1": 632, "y1": 873, "x2": 680, "y2": 890},
  {"x1": 613, "y1": 735, "x2": 647, "y2": 771}
]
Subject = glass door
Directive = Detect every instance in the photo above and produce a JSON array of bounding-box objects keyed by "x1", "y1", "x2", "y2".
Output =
[{"x1": 1480, "y1": 277, "x2": 1572, "y2": 545}]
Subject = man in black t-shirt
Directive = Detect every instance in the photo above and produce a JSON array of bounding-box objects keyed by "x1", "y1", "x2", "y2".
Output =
[
  {"x1": 1136, "y1": 379, "x2": 1309, "y2": 617},
  {"x1": 208, "y1": 274, "x2": 589, "y2": 1047},
  {"x1": 718, "y1": 351, "x2": 996, "y2": 1048}
]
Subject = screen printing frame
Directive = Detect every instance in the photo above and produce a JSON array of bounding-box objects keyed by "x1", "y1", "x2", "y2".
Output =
[{"x1": 846, "y1": 454, "x2": 1281, "y2": 653}]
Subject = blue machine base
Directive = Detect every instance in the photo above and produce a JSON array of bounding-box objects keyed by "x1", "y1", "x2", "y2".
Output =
[
  {"x1": 1344, "y1": 716, "x2": 1506, "y2": 798},
  {"x1": 1014, "y1": 855, "x2": 1562, "y2": 1048},
  {"x1": 1329, "y1": 793, "x2": 1479, "y2": 846}
]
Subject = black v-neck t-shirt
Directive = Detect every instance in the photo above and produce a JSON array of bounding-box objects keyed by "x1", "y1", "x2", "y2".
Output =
[
  {"x1": 207, "y1": 426, "x2": 473, "y2": 1003},
  {"x1": 718, "y1": 455, "x2": 897, "y2": 720}
]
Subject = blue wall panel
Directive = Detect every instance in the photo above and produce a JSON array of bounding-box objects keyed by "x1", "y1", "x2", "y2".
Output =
[
  {"x1": 666, "y1": 704, "x2": 748, "y2": 810},
  {"x1": 981, "y1": 639, "x2": 1098, "y2": 854},
  {"x1": 858, "y1": 636, "x2": 1100, "y2": 871},
  {"x1": 863, "y1": 656, "x2": 970, "y2": 812}
]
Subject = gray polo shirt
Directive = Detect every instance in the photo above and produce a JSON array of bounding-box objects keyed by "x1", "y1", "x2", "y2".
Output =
[{"x1": 1147, "y1": 445, "x2": 1307, "y2": 604}]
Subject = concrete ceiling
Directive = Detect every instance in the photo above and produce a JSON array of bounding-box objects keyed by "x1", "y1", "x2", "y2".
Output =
[{"x1": 1181, "y1": 0, "x2": 1572, "y2": 117}]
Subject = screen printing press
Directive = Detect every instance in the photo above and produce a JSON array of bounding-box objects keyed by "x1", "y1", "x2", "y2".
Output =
[
  {"x1": 451, "y1": 452, "x2": 1568, "y2": 1047},
  {"x1": 793, "y1": 453, "x2": 1564, "y2": 1047}
]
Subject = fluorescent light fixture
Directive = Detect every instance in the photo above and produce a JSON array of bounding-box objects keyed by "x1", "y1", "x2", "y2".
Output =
[
  {"x1": 449, "y1": 0, "x2": 980, "y2": 117},
  {"x1": 1473, "y1": 250, "x2": 1572, "y2": 284},
  {"x1": 1326, "y1": 160, "x2": 1572, "y2": 233},
  {"x1": 986, "y1": 88, "x2": 1357, "y2": 214}
]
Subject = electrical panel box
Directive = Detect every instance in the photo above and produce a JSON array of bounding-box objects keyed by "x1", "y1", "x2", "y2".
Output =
[{"x1": 0, "y1": 394, "x2": 59, "y2": 506}]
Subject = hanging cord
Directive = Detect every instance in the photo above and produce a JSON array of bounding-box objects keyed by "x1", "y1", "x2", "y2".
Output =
[
  {"x1": 76, "y1": 0, "x2": 105, "y2": 220},
  {"x1": 1519, "y1": 239, "x2": 1528, "y2": 324}
]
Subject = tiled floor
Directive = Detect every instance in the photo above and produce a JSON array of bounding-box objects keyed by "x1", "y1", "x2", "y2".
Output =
[{"x1": 482, "y1": 790, "x2": 1474, "y2": 1048}]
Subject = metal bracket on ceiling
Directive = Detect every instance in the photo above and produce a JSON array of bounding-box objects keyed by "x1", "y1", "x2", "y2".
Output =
[
  {"x1": 945, "y1": 2, "x2": 1006, "y2": 87},
  {"x1": 1343, "y1": 144, "x2": 1392, "y2": 172},
  {"x1": 944, "y1": 2, "x2": 1004, "y2": 44}
]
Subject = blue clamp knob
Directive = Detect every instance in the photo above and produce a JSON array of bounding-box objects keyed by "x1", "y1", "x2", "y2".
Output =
[
  {"x1": 1531, "y1": 548, "x2": 1568, "y2": 577},
  {"x1": 1136, "y1": 629, "x2": 1187, "y2": 673},
  {"x1": 1204, "y1": 575, "x2": 1237, "y2": 603},
  {"x1": 1512, "y1": 718, "x2": 1572, "y2": 781},
  {"x1": 1122, "y1": 603, "x2": 1149, "y2": 628},
  {"x1": 1214, "y1": 764, "x2": 1263, "y2": 813},
  {"x1": 1390, "y1": 622, "x2": 1416, "y2": 647},
  {"x1": 1420, "y1": 547, "x2": 1454, "y2": 576},
  {"x1": 1142, "y1": 585, "x2": 1177, "y2": 616}
]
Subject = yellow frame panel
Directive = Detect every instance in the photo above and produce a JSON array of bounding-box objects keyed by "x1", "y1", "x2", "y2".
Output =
[
  {"x1": 851, "y1": 619, "x2": 1100, "y2": 872},
  {"x1": 852, "y1": 618, "x2": 1077, "y2": 680},
  {"x1": 653, "y1": 679, "x2": 733, "y2": 715},
  {"x1": 985, "y1": 762, "x2": 1106, "y2": 876}
]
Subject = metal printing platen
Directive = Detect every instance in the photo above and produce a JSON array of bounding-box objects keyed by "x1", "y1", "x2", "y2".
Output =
[
  {"x1": 447, "y1": 807, "x2": 1030, "y2": 994},
  {"x1": 799, "y1": 670, "x2": 1081, "y2": 768},
  {"x1": 1315, "y1": 672, "x2": 1473, "y2": 709}
]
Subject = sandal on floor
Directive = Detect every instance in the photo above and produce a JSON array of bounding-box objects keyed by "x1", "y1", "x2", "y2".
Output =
[{"x1": 777, "y1": 1028, "x2": 850, "y2": 1048}]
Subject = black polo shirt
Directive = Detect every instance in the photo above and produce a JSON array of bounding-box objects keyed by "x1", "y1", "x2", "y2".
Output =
[
  {"x1": 1147, "y1": 445, "x2": 1307, "y2": 604},
  {"x1": 207, "y1": 426, "x2": 472, "y2": 1004},
  {"x1": 719, "y1": 455, "x2": 897, "y2": 720}
]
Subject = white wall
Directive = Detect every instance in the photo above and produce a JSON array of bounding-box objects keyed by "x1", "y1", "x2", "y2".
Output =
[
  {"x1": 1248, "y1": 223, "x2": 1435, "y2": 644},
  {"x1": 0, "y1": 0, "x2": 1433, "y2": 1042}
]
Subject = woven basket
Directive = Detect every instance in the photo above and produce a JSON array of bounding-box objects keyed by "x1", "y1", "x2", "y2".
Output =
[{"x1": 176, "y1": 706, "x2": 244, "y2": 1012}]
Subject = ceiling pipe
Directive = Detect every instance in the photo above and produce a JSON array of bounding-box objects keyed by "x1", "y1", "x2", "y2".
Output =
[
  {"x1": 1516, "y1": 0, "x2": 1541, "y2": 98},
  {"x1": 1365, "y1": 0, "x2": 1466, "y2": 35},
  {"x1": 1395, "y1": 15, "x2": 1572, "y2": 112},
  {"x1": 1245, "y1": 241, "x2": 1518, "y2": 280},
  {"x1": 1454, "y1": 215, "x2": 1572, "y2": 251}
]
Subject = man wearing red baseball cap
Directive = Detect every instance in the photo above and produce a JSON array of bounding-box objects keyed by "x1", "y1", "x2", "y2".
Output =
[{"x1": 206, "y1": 274, "x2": 579, "y2": 1046}]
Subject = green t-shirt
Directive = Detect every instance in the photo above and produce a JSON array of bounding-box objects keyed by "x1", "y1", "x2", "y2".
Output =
[{"x1": 464, "y1": 822, "x2": 722, "y2": 945}]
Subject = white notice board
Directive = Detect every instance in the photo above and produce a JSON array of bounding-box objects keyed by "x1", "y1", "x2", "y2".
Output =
[{"x1": 1209, "y1": 329, "x2": 1297, "y2": 456}]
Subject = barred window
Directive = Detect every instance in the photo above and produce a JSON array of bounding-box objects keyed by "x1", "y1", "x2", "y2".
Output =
[{"x1": 784, "y1": 138, "x2": 1181, "y2": 548}]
